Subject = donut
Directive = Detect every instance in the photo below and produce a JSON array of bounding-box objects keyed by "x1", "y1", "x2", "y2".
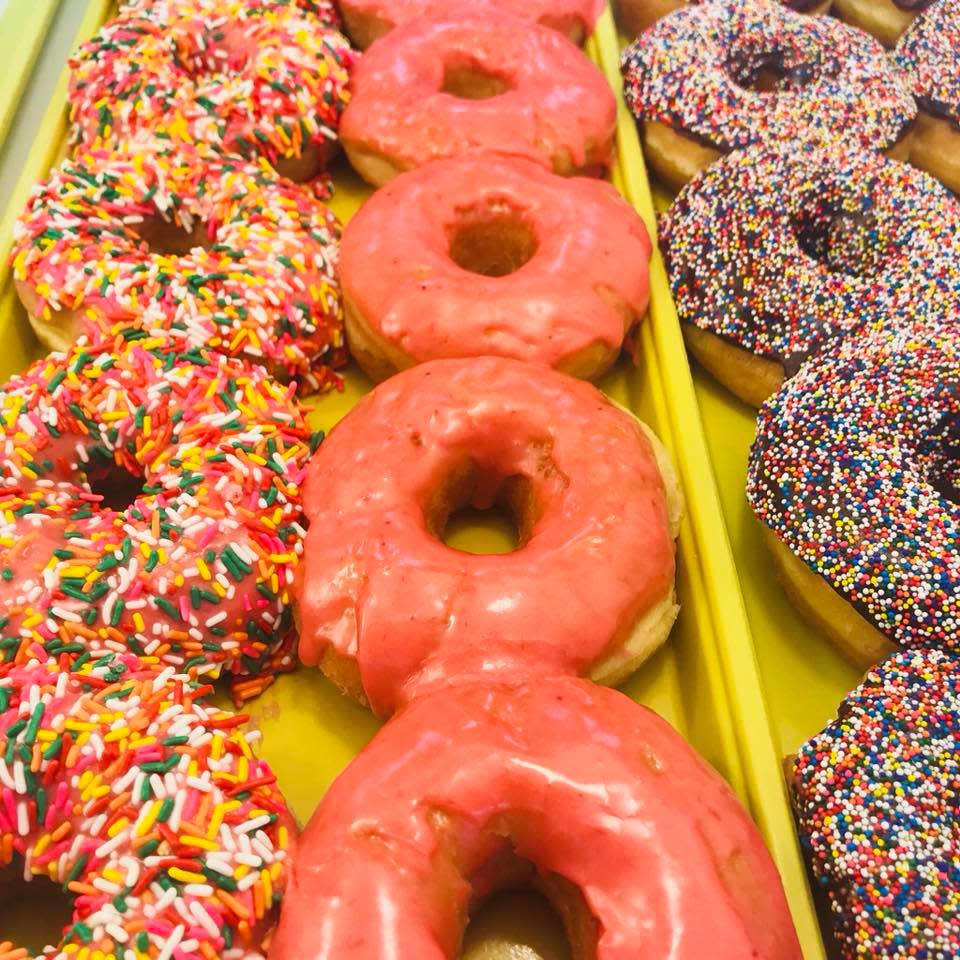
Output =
[
  {"x1": 66, "y1": 0, "x2": 355, "y2": 183},
  {"x1": 0, "y1": 337, "x2": 316, "y2": 701},
  {"x1": 660, "y1": 143, "x2": 960, "y2": 407},
  {"x1": 11, "y1": 138, "x2": 344, "y2": 391},
  {"x1": 340, "y1": 152, "x2": 652, "y2": 382},
  {"x1": 746, "y1": 307, "x2": 960, "y2": 670},
  {"x1": 791, "y1": 647, "x2": 960, "y2": 956},
  {"x1": 339, "y1": 10, "x2": 617, "y2": 187},
  {"x1": 896, "y1": 0, "x2": 960, "y2": 195},
  {"x1": 0, "y1": 652, "x2": 293, "y2": 958},
  {"x1": 272, "y1": 676, "x2": 803, "y2": 959},
  {"x1": 295, "y1": 356, "x2": 681, "y2": 716},
  {"x1": 835, "y1": 0, "x2": 936, "y2": 48},
  {"x1": 613, "y1": 0, "x2": 832, "y2": 42},
  {"x1": 620, "y1": 0, "x2": 917, "y2": 191},
  {"x1": 337, "y1": 0, "x2": 603, "y2": 48}
]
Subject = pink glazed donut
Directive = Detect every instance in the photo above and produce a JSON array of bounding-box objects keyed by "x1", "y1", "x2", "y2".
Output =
[
  {"x1": 338, "y1": 0, "x2": 604, "y2": 48},
  {"x1": 271, "y1": 676, "x2": 804, "y2": 960},
  {"x1": 340, "y1": 152, "x2": 652, "y2": 382},
  {"x1": 339, "y1": 10, "x2": 617, "y2": 186},
  {"x1": 294, "y1": 357, "x2": 681, "y2": 716}
]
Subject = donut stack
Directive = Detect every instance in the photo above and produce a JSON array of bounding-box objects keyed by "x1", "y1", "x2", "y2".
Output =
[
  {"x1": 622, "y1": 0, "x2": 960, "y2": 953},
  {"x1": 0, "y1": 0, "x2": 359, "y2": 955}
]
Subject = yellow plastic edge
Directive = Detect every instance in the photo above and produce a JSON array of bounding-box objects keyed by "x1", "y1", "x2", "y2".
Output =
[
  {"x1": 0, "y1": 0, "x2": 62, "y2": 149},
  {"x1": 591, "y1": 13, "x2": 824, "y2": 959}
]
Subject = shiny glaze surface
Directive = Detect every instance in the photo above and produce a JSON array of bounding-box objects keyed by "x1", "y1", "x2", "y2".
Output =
[
  {"x1": 340, "y1": 153, "x2": 651, "y2": 371},
  {"x1": 295, "y1": 357, "x2": 675, "y2": 716},
  {"x1": 340, "y1": 12, "x2": 616, "y2": 175},
  {"x1": 271, "y1": 677, "x2": 803, "y2": 959}
]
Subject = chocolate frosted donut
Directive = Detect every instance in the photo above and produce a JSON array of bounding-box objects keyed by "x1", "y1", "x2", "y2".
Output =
[
  {"x1": 620, "y1": 0, "x2": 916, "y2": 190},
  {"x1": 660, "y1": 143, "x2": 960, "y2": 406},
  {"x1": 835, "y1": 0, "x2": 936, "y2": 48},
  {"x1": 748, "y1": 308, "x2": 960, "y2": 668},
  {"x1": 896, "y1": 0, "x2": 960, "y2": 193},
  {"x1": 792, "y1": 647, "x2": 960, "y2": 957}
]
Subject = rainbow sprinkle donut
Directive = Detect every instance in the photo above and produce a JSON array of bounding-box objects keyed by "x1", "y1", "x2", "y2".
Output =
[
  {"x1": 0, "y1": 653, "x2": 293, "y2": 959},
  {"x1": 0, "y1": 337, "x2": 317, "y2": 701},
  {"x1": 12, "y1": 138, "x2": 344, "y2": 391},
  {"x1": 792, "y1": 647, "x2": 960, "y2": 957},
  {"x1": 661, "y1": 143, "x2": 960, "y2": 406},
  {"x1": 747, "y1": 307, "x2": 960, "y2": 669},
  {"x1": 67, "y1": 0, "x2": 355, "y2": 182},
  {"x1": 620, "y1": 0, "x2": 916, "y2": 190}
]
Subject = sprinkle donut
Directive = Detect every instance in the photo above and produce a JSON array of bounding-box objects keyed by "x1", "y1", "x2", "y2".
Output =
[
  {"x1": 792, "y1": 647, "x2": 960, "y2": 957},
  {"x1": 620, "y1": 0, "x2": 916, "y2": 190},
  {"x1": 67, "y1": 0, "x2": 355, "y2": 182},
  {"x1": 747, "y1": 308, "x2": 960, "y2": 669},
  {"x1": 337, "y1": 0, "x2": 604, "y2": 48},
  {"x1": 272, "y1": 676, "x2": 803, "y2": 960},
  {"x1": 295, "y1": 357, "x2": 681, "y2": 717},
  {"x1": 339, "y1": 152, "x2": 652, "y2": 382},
  {"x1": 896, "y1": 0, "x2": 960, "y2": 194},
  {"x1": 11, "y1": 139, "x2": 344, "y2": 391},
  {"x1": 0, "y1": 653, "x2": 293, "y2": 960},
  {"x1": 339, "y1": 10, "x2": 617, "y2": 187},
  {"x1": 660, "y1": 143, "x2": 960, "y2": 407},
  {"x1": 0, "y1": 338, "x2": 316, "y2": 700}
]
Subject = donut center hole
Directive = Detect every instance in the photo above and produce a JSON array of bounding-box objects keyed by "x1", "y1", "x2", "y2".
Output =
[
  {"x1": 86, "y1": 457, "x2": 146, "y2": 512},
  {"x1": 0, "y1": 857, "x2": 74, "y2": 954},
  {"x1": 441, "y1": 57, "x2": 511, "y2": 99},
  {"x1": 132, "y1": 215, "x2": 210, "y2": 257},
  {"x1": 448, "y1": 209, "x2": 538, "y2": 278},
  {"x1": 463, "y1": 890, "x2": 572, "y2": 959},
  {"x1": 793, "y1": 205, "x2": 880, "y2": 277},
  {"x1": 186, "y1": 26, "x2": 256, "y2": 79},
  {"x1": 927, "y1": 411, "x2": 960, "y2": 503},
  {"x1": 727, "y1": 49, "x2": 816, "y2": 93}
]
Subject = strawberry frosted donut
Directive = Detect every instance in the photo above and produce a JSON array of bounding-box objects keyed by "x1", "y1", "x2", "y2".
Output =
[
  {"x1": 338, "y1": 0, "x2": 603, "y2": 48},
  {"x1": 340, "y1": 11, "x2": 617, "y2": 186},
  {"x1": 0, "y1": 338, "x2": 315, "y2": 700},
  {"x1": 340, "y1": 153, "x2": 652, "y2": 382},
  {"x1": 0, "y1": 653, "x2": 294, "y2": 959},
  {"x1": 295, "y1": 357, "x2": 681, "y2": 716},
  {"x1": 272, "y1": 676, "x2": 803, "y2": 960}
]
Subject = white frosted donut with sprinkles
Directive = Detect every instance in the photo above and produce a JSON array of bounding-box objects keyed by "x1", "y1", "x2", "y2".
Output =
[
  {"x1": 67, "y1": 0, "x2": 355, "y2": 183},
  {"x1": 0, "y1": 653, "x2": 294, "y2": 960},
  {"x1": 0, "y1": 338, "x2": 317, "y2": 703},
  {"x1": 11, "y1": 139, "x2": 345, "y2": 391}
]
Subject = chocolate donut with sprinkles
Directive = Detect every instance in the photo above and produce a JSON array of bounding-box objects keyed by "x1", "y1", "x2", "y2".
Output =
[
  {"x1": 747, "y1": 307, "x2": 960, "y2": 669},
  {"x1": 0, "y1": 337, "x2": 317, "y2": 703},
  {"x1": 11, "y1": 138, "x2": 344, "y2": 391},
  {"x1": 661, "y1": 143, "x2": 960, "y2": 407},
  {"x1": 792, "y1": 647, "x2": 960, "y2": 957},
  {"x1": 620, "y1": 0, "x2": 916, "y2": 191},
  {"x1": 67, "y1": 0, "x2": 355, "y2": 183},
  {"x1": 0, "y1": 652, "x2": 293, "y2": 959},
  {"x1": 896, "y1": 0, "x2": 960, "y2": 194}
]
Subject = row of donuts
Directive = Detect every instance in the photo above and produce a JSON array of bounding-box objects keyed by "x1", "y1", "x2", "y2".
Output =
[
  {"x1": 620, "y1": 0, "x2": 960, "y2": 954},
  {"x1": 0, "y1": 0, "x2": 362, "y2": 955}
]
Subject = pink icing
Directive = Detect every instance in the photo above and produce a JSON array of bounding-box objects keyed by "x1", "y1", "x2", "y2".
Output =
[
  {"x1": 340, "y1": 11, "x2": 617, "y2": 175},
  {"x1": 340, "y1": 152, "x2": 651, "y2": 371},
  {"x1": 270, "y1": 676, "x2": 803, "y2": 959},
  {"x1": 295, "y1": 357, "x2": 675, "y2": 716}
]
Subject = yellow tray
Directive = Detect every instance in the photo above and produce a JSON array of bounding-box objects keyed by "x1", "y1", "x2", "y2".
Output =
[{"x1": 0, "y1": 4, "x2": 822, "y2": 956}]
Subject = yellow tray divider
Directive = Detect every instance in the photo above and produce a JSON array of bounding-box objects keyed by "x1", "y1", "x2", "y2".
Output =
[{"x1": 591, "y1": 12, "x2": 824, "y2": 958}]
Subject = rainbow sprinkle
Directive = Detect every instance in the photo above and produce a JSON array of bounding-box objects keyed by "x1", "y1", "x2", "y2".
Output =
[
  {"x1": 793, "y1": 647, "x2": 960, "y2": 957},
  {"x1": 896, "y1": 0, "x2": 960, "y2": 126}
]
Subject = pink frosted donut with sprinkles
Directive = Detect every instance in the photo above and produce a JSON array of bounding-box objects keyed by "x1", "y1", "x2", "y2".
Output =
[
  {"x1": 792, "y1": 647, "x2": 960, "y2": 957},
  {"x1": 660, "y1": 142, "x2": 960, "y2": 407},
  {"x1": 0, "y1": 653, "x2": 294, "y2": 959},
  {"x1": 747, "y1": 307, "x2": 960, "y2": 670},
  {"x1": 67, "y1": 0, "x2": 355, "y2": 183},
  {"x1": 11, "y1": 138, "x2": 344, "y2": 391},
  {"x1": 620, "y1": 0, "x2": 917, "y2": 190},
  {"x1": 895, "y1": 0, "x2": 960, "y2": 194},
  {"x1": 0, "y1": 337, "x2": 317, "y2": 702}
]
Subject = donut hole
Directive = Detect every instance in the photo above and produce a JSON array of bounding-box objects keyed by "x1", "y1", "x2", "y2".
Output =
[
  {"x1": 0, "y1": 857, "x2": 74, "y2": 954},
  {"x1": 726, "y1": 49, "x2": 817, "y2": 94},
  {"x1": 185, "y1": 26, "x2": 257, "y2": 81},
  {"x1": 926, "y1": 412, "x2": 960, "y2": 502},
  {"x1": 448, "y1": 208, "x2": 538, "y2": 278},
  {"x1": 441, "y1": 56, "x2": 511, "y2": 100},
  {"x1": 86, "y1": 453, "x2": 146, "y2": 512},
  {"x1": 793, "y1": 205, "x2": 881, "y2": 276},
  {"x1": 131, "y1": 215, "x2": 210, "y2": 257},
  {"x1": 464, "y1": 890, "x2": 572, "y2": 959}
]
